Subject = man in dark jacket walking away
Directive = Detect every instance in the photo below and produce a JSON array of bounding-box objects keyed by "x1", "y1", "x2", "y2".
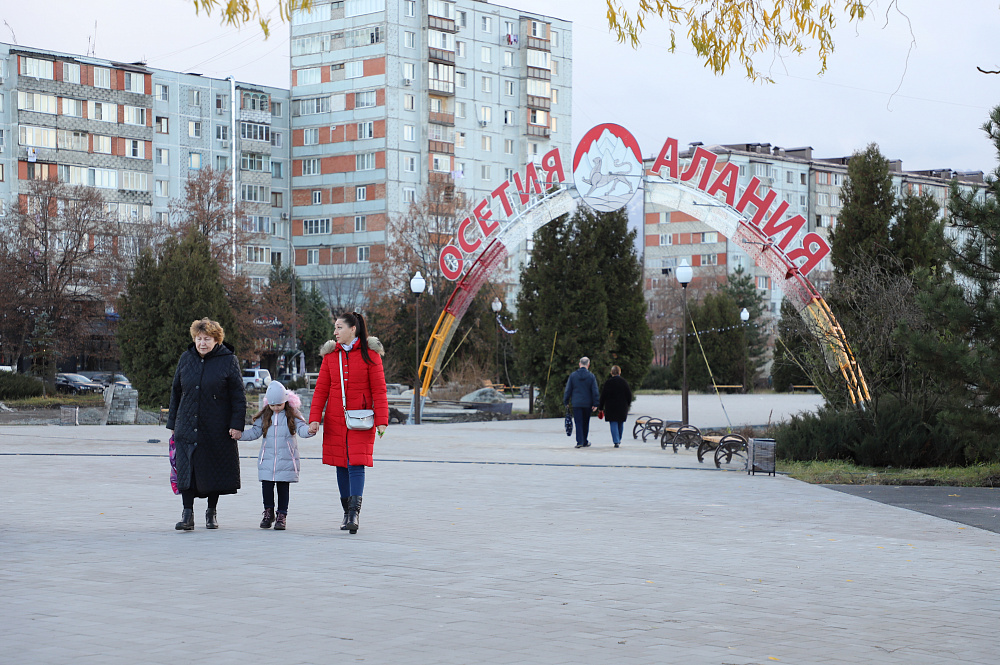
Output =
[{"x1": 564, "y1": 357, "x2": 600, "y2": 448}]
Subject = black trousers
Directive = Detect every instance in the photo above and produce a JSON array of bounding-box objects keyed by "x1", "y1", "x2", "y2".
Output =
[
  {"x1": 181, "y1": 466, "x2": 219, "y2": 509},
  {"x1": 262, "y1": 480, "x2": 290, "y2": 513}
]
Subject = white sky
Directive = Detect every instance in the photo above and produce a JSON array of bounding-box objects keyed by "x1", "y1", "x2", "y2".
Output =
[{"x1": 4, "y1": 0, "x2": 1000, "y2": 172}]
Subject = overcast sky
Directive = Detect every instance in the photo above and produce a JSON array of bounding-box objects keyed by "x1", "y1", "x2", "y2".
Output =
[{"x1": 4, "y1": 0, "x2": 1000, "y2": 172}]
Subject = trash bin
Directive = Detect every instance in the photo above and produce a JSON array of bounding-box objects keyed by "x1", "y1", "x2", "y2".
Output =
[
  {"x1": 748, "y1": 437, "x2": 776, "y2": 476},
  {"x1": 60, "y1": 406, "x2": 79, "y2": 426}
]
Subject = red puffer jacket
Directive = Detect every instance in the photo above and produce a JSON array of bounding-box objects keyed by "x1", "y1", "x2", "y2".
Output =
[{"x1": 309, "y1": 343, "x2": 389, "y2": 467}]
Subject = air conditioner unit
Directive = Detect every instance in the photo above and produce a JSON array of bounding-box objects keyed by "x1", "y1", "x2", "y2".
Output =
[
  {"x1": 216, "y1": 107, "x2": 224, "y2": 115},
  {"x1": 220, "y1": 140, "x2": 230, "y2": 148},
  {"x1": 0, "y1": 145, "x2": 4, "y2": 153},
  {"x1": 280, "y1": 213, "x2": 288, "y2": 220},
  {"x1": 403, "y1": 78, "x2": 412, "y2": 86},
  {"x1": 479, "y1": 120, "x2": 488, "y2": 127}
]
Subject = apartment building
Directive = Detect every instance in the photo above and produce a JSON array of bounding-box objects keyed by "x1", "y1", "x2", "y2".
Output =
[
  {"x1": 643, "y1": 142, "x2": 985, "y2": 317},
  {"x1": 0, "y1": 43, "x2": 292, "y2": 291},
  {"x1": 288, "y1": 0, "x2": 572, "y2": 306}
]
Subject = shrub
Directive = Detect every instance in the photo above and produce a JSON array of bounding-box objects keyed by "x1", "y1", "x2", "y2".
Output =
[
  {"x1": 0, "y1": 372, "x2": 45, "y2": 400},
  {"x1": 640, "y1": 365, "x2": 671, "y2": 390}
]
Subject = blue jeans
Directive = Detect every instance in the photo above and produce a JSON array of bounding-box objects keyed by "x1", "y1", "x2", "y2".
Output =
[
  {"x1": 572, "y1": 407, "x2": 591, "y2": 446},
  {"x1": 336, "y1": 465, "x2": 366, "y2": 497},
  {"x1": 609, "y1": 421, "x2": 624, "y2": 445}
]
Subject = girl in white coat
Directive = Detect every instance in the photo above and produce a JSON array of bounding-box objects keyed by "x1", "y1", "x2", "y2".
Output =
[{"x1": 240, "y1": 381, "x2": 314, "y2": 530}]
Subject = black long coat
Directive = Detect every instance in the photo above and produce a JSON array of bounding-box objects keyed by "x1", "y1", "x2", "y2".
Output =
[
  {"x1": 599, "y1": 375, "x2": 633, "y2": 423},
  {"x1": 166, "y1": 342, "x2": 246, "y2": 496}
]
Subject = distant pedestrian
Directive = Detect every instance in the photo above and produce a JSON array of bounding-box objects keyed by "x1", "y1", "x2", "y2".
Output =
[
  {"x1": 167, "y1": 318, "x2": 246, "y2": 531},
  {"x1": 308, "y1": 312, "x2": 389, "y2": 534},
  {"x1": 240, "y1": 381, "x2": 314, "y2": 530},
  {"x1": 599, "y1": 366, "x2": 633, "y2": 448},
  {"x1": 564, "y1": 357, "x2": 600, "y2": 448}
]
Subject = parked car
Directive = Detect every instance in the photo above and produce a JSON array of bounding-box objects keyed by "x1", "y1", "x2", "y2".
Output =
[
  {"x1": 242, "y1": 369, "x2": 272, "y2": 392},
  {"x1": 55, "y1": 373, "x2": 105, "y2": 394},
  {"x1": 91, "y1": 372, "x2": 131, "y2": 387}
]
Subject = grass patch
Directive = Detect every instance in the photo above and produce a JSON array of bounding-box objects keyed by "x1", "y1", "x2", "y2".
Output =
[
  {"x1": 4, "y1": 394, "x2": 106, "y2": 409},
  {"x1": 780, "y1": 459, "x2": 1000, "y2": 487}
]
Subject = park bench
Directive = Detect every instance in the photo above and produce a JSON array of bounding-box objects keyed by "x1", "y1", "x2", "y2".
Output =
[
  {"x1": 791, "y1": 385, "x2": 818, "y2": 393},
  {"x1": 714, "y1": 385, "x2": 744, "y2": 393},
  {"x1": 696, "y1": 433, "x2": 749, "y2": 469},
  {"x1": 632, "y1": 416, "x2": 662, "y2": 442},
  {"x1": 660, "y1": 424, "x2": 702, "y2": 452}
]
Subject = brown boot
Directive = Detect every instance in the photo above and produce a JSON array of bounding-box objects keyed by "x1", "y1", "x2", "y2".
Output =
[
  {"x1": 260, "y1": 508, "x2": 275, "y2": 529},
  {"x1": 275, "y1": 512, "x2": 287, "y2": 530}
]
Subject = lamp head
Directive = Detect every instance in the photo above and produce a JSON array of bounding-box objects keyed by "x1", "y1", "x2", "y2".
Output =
[
  {"x1": 491, "y1": 297, "x2": 502, "y2": 313},
  {"x1": 740, "y1": 307, "x2": 750, "y2": 322},
  {"x1": 410, "y1": 271, "x2": 426, "y2": 294},
  {"x1": 675, "y1": 260, "x2": 693, "y2": 285}
]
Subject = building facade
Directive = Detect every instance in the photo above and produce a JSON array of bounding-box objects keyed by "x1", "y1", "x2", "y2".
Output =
[{"x1": 288, "y1": 0, "x2": 572, "y2": 307}]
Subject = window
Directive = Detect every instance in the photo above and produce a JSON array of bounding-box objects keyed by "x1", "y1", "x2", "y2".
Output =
[
  {"x1": 124, "y1": 72, "x2": 144, "y2": 93},
  {"x1": 216, "y1": 125, "x2": 229, "y2": 141},
  {"x1": 128, "y1": 139, "x2": 144, "y2": 158},
  {"x1": 242, "y1": 153, "x2": 271, "y2": 171},
  {"x1": 241, "y1": 184, "x2": 270, "y2": 202},
  {"x1": 404, "y1": 31, "x2": 415, "y2": 48},
  {"x1": 817, "y1": 192, "x2": 830, "y2": 206},
  {"x1": 241, "y1": 122, "x2": 271, "y2": 141},
  {"x1": 659, "y1": 234, "x2": 672, "y2": 246},
  {"x1": 18, "y1": 92, "x2": 57, "y2": 114},
  {"x1": 481, "y1": 46, "x2": 492, "y2": 63},
  {"x1": 356, "y1": 186, "x2": 367, "y2": 201},
  {"x1": 504, "y1": 139, "x2": 514, "y2": 155},
  {"x1": 481, "y1": 76, "x2": 492, "y2": 93},
  {"x1": 303, "y1": 158, "x2": 320, "y2": 176},
  {"x1": 527, "y1": 50, "x2": 550, "y2": 69},
  {"x1": 432, "y1": 154, "x2": 449, "y2": 172},
  {"x1": 552, "y1": 89, "x2": 558, "y2": 104},
  {"x1": 298, "y1": 67, "x2": 322, "y2": 85},
  {"x1": 831, "y1": 193, "x2": 841, "y2": 207},
  {"x1": 185, "y1": 152, "x2": 201, "y2": 170},
  {"x1": 551, "y1": 59, "x2": 559, "y2": 75},
  {"x1": 551, "y1": 30, "x2": 559, "y2": 48},
  {"x1": 21, "y1": 57, "x2": 54, "y2": 79},
  {"x1": 455, "y1": 72, "x2": 467, "y2": 89},
  {"x1": 293, "y1": 96, "x2": 331, "y2": 116},
  {"x1": 834, "y1": 173, "x2": 843, "y2": 186},
  {"x1": 307, "y1": 249, "x2": 319, "y2": 265},
  {"x1": 156, "y1": 116, "x2": 169, "y2": 133},
  {"x1": 63, "y1": 62, "x2": 81, "y2": 83},
  {"x1": 93, "y1": 135, "x2": 111, "y2": 154},
  {"x1": 757, "y1": 276, "x2": 771, "y2": 290},
  {"x1": 550, "y1": 117, "x2": 558, "y2": 133},
  {"x1": 122, "y1": 171, "x2": 149, "y2": 191},
  {"x1": 800, "y1": 173, "x2": 807, "y2": 185},
  {"x1": 356, "y1": 152, "x2": 376, "y2": 171},
  {"x1": 188, "y1": 89, "x2": 202, "y2": 106},
  {"x1": 355, "y1": 91, "x2": 377, "y2": 108},
  {"x1": 124, "y1": 106, "x2": 146, "y2": 125},
  {"x1": 456, "y1": 41, "x2": 466, "y2": 58},
  {"x1": 188, "y1": 121, "x2": 202, "y2": 138},
  {"x1": 504, "y1": 51, "x2": 514, "y2": 67},
  {"x1": 246, "y1": 216, "x2": 274, "y2": 236},
  {"x1": 93, "y1": 67, "x2": 111, "y2": 88},
  {"x1": 271, "y1": 101, "x2": 281, "y2": 117},
  {"x1": 405, "y1": 0, "x2": 415, "y2": 17},
  {"x1": 455, "y1": 132, "x2": 466, "y2": 149},
  {"x1": 403, "y1": 94, "x2": 415, "y2": 111},
  {"x1": 505, "y1": 80, "x2": 515, "y2": 96},
  {"x1": 345, "y1": 61, "x2": 363, "y2": 79},
  {"x1": 303, "y1": 218, "x2": 331, "y2": 235},
  {"x1": 303, "y1": 128, "x2": 320, "y2": 145},
  {"x1": 272, "y1": 192, "x2": 283, "y2": 208},
  {"x1": 457, "y1": 10, "x2": 467, "y2": 26},
  {"x1": 786, "y1": 172, "x2": 793, "y2": 184},
  {"x1": 56, "y1": 130, "x2": 87, "y2": 151},
  {"x1": 481, "y1": 135, "x2": 492, "y2": 151},
  {"x1": 156, "y1": 180, "x2": 169, "y2": 197},
  {"x1": 403, "y1": 187, "x2": 415, "y2": 203},
  {"x1": 404, "y1": 125, "x2": 415, "y2": 141},
  {"x1": 503, "y1": 110, "x2": 514, "y2": 125},
  {"x1": 403, "y1": 62, "x2": 416, "y2": 80},
  {"x1": 156, "y1": 148, "x2": 169, "y2": 165},
  {"x1": 62, "y1": 98, "x2": 83, "y2": 117},
  {"x1": 505, "y1": 168, "x2": 514, "y2": 181},
  {"x1": 355, "y1": 215, "x2": 367, "y2": 231},
  {"x1": 480, "y1": 106, "x2": 492, "y2": 123},
  {"x1": 481, "y1": 16, "x2": 492, "y2": 32},
  {"x1": 481, "y1": 165, "x2": 491, "y2": 181},
  {"x1": 358, "y1": 121, "x2": 374, "y2": 139},
  {"x1": 271, "y1": 132, "x2": 283, "y2": 147},
  {"x1": 246, "y1": 246, "x2": 270, "y2": 264},
  {"x1": 404, "y1": 155, "x2": 416, "y2": 172},
  {"x1": 357, "y1": 246, "x2": 370, "y2": 262},
  {"x1": 456, "y1": 101, "x2": 466, "y2": 118},
  {"x1": 271, "y1": 161, "x2": 283, "y2": 179}
]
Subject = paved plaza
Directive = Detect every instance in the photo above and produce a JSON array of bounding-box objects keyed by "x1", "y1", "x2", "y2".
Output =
[{"x1": 3, "y1": 394, "x2": 998, "y2": 664}]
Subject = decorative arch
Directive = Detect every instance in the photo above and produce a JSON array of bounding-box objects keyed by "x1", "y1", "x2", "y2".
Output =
[{"x1": 420, "y1": 177, "x2": 870, "y2": 407}]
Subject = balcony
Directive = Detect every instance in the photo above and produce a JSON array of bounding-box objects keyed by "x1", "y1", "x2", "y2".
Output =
[
  {"x1": 527, "y1": 124, "x2": 550, "y2": 138},
  {"x1": 429, "y1": 111, "x2": 455, "y2": 125},
  {"x1": 428, "y1": 79, "x2": 455, "y2": 95},
  {"x1": 527, "y1": 95, "x2": 550, "y2": 110},
  {"x1": 429, "y1": 139, "x2": 454, "y2": 155},
  {"x1": 501, "y1": 33, "x2": 520, "y2": 47},
  {"x1": 429, "y1": 15, "x2": 457, "y2": 32},
  {"x1": 526, "y1": 36, "x2": 550, "y2": 51},
  {"x1": 527, "y1": 66, "x2": 551, "y2": 81},
  {"x1": 429, "y1": 171, "x2": 453, "y2": 185},
  {"x1": 428, "y1": 47, "x2": 456, "y2": 65}
]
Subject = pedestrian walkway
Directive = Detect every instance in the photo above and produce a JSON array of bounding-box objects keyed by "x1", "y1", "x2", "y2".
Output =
[{"x1": 2, "y1": 412, "x2": 997, "y2": 664}]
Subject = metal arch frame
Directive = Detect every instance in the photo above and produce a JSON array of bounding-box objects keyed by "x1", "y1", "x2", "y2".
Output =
[{"x1": 419, "y1": 177, "x2": 870, "y2": 407}]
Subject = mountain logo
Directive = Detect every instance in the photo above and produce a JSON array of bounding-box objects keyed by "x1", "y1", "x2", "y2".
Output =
[{"x1": 572, "y1": 123, "x2": 643, "y2": 212}]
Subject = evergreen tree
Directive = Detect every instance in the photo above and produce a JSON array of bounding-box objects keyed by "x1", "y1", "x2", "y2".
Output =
[
  {"x1": 299, "y1": 284, "x2": 335, "y2": 372},
  {"x1": 890, "y1": 192, "x2": 947, "y2": 273},
  {"x1": 515, "y1": 211, "x2": 610, "y2": 415},
  {"x1": 720, "y1": 266, "x2": 768, "y2": 390},
  {"x1": 771, "y1": 299, "x2": 818, "y2": 392},
  {"x1": 117, "y1": 230, "x2": 238, "y2": 407},
  {"x1": 667, "y1": 291, "x2": 743, "y2": 391},
  {"x1": 829, "y1": 143, "x2": 898, "y2": 276}
]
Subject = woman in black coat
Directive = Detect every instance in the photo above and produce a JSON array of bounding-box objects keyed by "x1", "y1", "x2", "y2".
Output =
[
  {"x1": 599, "y1": 365, "x2": 633, "y2": 448},
  {"x1": 166, "y1": 318, "x2": 246, "y2": 530}
]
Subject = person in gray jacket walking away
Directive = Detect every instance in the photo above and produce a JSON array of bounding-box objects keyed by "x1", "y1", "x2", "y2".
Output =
[
  {"x1": 564, "y1": 357, "x2": 600, "y2": 448},
  {"x1": 240, "y1": 381, "x2": 314, "y2": 530}
]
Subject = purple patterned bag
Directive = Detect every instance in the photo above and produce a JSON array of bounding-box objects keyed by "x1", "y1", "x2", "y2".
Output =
[{"x1": 169, "y1": 435, "x2": 179, "y2": 495}]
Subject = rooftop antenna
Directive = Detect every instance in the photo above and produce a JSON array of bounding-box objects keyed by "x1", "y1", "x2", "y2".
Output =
[
  {"x1": 3, "y1": 20, "x2": 17, "y2": 45},
  {"x1": 86, "y1": 21, "x2": 97, "y2": 56}
]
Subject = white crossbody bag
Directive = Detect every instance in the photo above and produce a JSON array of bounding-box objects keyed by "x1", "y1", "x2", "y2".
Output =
[{"x1": 339, "y1": 354, "x2": 374, "y2": 431}]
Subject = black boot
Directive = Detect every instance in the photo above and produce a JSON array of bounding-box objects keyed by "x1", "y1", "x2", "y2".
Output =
[
  {"x1": 346, "y1": 496, "x2": 362, "y2": 534},
  {"x1": 206, "y1": 509, "x2": 219, "y2": 529},
  {"x1": 175, "y1": 508, "x2": 194, "y2": 531},
  {"x1": 260, "y1": 508, "x2": 275, "y2": 529},
  {"x1": 340, "y1": 497, "x2": 350, "y2": 530}
]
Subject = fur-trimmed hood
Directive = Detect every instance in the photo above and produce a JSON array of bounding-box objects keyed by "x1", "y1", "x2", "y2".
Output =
[{"x1": 319, "y1": 336, "x2": 384, "y2": 357}]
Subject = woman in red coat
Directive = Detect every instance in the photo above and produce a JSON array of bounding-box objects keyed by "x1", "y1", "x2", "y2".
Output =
[{"x1": 308, "y1": 312, "x2": 388, "y2": 534}]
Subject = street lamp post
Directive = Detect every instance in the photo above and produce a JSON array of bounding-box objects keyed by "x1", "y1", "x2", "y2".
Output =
[
  {"x1": 676, "y1": 260, "x2": 693, "y2": 425},
  {"x1": 410, "y1": 271, "x2": 426, "y2": 425},
  {"x1": 491, "y1": 297, "x2": 502, "y2": 384},
  {"x1": 740, "y1": 307, "x2": 750, "y2": 393}
]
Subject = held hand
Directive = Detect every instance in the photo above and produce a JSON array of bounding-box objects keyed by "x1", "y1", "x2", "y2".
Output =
[
  {"x1": 591, "y1": 406, "x2": 598, "y2": 412},
  {"x1": 308, "y1": 421, "x2": 320, "y2": 435},
  {"x1": 376, "y1": 425, "x2": 386, "y2": 437},
  {"x1": 229, "y1": 429, "x2": 242, "y2": 440}
]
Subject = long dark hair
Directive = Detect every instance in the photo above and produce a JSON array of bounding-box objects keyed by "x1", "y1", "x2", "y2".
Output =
[
  {"x1": 251, "y1": 404, "x2": 305, "y2": 436},
  {"x1": 339, "y1": 311, "x2": 373, "y2": 364}
]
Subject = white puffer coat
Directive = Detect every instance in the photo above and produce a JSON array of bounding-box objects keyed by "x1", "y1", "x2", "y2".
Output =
[{"x1": 240, "y1": 410, "x2": 313, "y2": 482}]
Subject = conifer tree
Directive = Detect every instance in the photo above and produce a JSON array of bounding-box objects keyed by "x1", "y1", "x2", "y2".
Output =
[
  {"x1": 720, "y1": 266, "x2": 768, "y2": 390},
  {"x1": 667, "y1": 291, "x2": 743, "y2": 391},
  {"x1": 829, "y1": 143, "x2": 898, "y2": 276},
  {"x1": 117, "y1": 230, "x2": 238, "y2": 407},
  {"x1": 299, "y1": 284, "x2": 335, "y2": 372}
]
